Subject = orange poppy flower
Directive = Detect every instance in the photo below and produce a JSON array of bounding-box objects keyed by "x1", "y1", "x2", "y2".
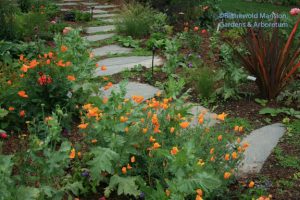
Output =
[
  {"x1": 67, "y1": 75, "x2": 76, "y2": 81},
  {"x1": 7, "y1": 80, "x2": 12, "y2": 85},
  {"x1": 217, "y1": 112, "x2": 228, "y2": 121},
  {"x1": 120, "y1": 116, "x2": 128, "y2": 123},
  {"x1": 210, "y1": 148, "x2": 214, "y2": 154},
  {"x1": 29, "y1": 59, "x2": 39, "y2": 68},
  {"x1": 21, "y1": 64, "x2": 29, "y2": 72},
  {"x1": 142, "y1": 128, "x2": 148, "y2": 134},
  {"x1": 224, "y1": 172, "x2": 231, "y2": 179},
  {"x1": 194, "y1": 26, "x2": 199, "y2": 31},
  {"x1": 65, "y1": 61, "x2": 71, "y2": 67},
  {"x1": 217, "y1": 135, "x2": 223, "y2": 141},
  {"x1": 18, "y1": 91, "x2": 28, "y2": 98},
  {"x1": 149, "y1": 136, "x2": 156, "y2": 143},
  {"x1": 170, "y1": 127, "x2": 175, "y2": 133},
  {"x1": 69, "y1": 148, "x2": 76, "y2": 159},
  {"x1": 20, "y1": 74, "x2": 25, "y2": 78},
  {"x1": 102, "y1": 97, "x2": 108, "y2": 104},
  {"x1": 170, "y1": 147, "x2": 179, "y2": 155},
  {"x1": 8, "y1": 107, "x2": 15, "y2": 111},
  {"x1": 127, "y1": 164, "x2": 132, "y2": 169},
  {"x1": 196, "y1": 189, "x2": 203, "y2": 196},
  {"x1": 248, "y1": 181, "x2": 255, "y2": 188},
  {"x1": 224, "y1": 154, "x2": 230, "y2": 161},
  {"x1": 61, "y1": 45, "x2": 68, "y2": 52},
  {"x1": 57, "y1": 60, "x2": 65, "y2": 67},
  {"x1": 48, "y1": 52, "x2": 53, "y2": 58},
  {"x1": 19, "y1": 110, "x2": 25, "y2": 117},
  {"x1": 124, "y1": 127, "x2": 129, "y2": 132},
  {"x1": 132, "y1": 95, "x2": 144, "y2": 104},
  {"x1": 122, "y1": 167, "x2": 127, "y2": 174},
  {"x1": 46, "y1": 59, "x2": 51, "y2": 64},
  {"x1": 153, "y1": 142, "x2": 161, "y2": 149},
  {"x1": 165, "y1": 190, "x2": 171, "y2": 197},
  {"x1": 196, "y1": 195, "x2": 203, "y2": 200},
  {"x1": 19, "y1": 54, "x2": 24, "y2": 61},
  {"x1": 101, "y1": 65, "x2": 107, "y2": 71},
  {"x1": 131, "y1": 156, "x2": 135, "y2": 163},
  {"x1": 232, "y1": 152, "x2": 238, "y2": 159},
  {"x1": 180, "y1": 121, "x2": 189, "y2": 129},
  {"x1": 91, "y1": 139, "x2": 97, "y2": 143},
  {"x1": 78, "y1": 123, "x2": 88, "y2": 129},
  {"x1": 210, "y1": 156, "x2": 215, "y2": 161}
]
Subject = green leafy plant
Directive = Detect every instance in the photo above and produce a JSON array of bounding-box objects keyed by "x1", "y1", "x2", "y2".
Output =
[
  {"x1": 259, "y1": 107, "x2": 300, "y2": 119},
  {"x1": 116, "y1": 36, "x2": 140, "y2": 48},
  {"x1": 255, "y1": 98, "x2": 268, "y2": 107},
  {"x1": 232, "y1": 18, "x2": 300, "y2": 99},
  {"x1": 216, "y1": 44, "x2": 248, "y2": 100}
]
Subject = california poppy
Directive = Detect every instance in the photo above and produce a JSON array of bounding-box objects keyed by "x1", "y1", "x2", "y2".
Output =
[{"x1": 18, "y1": 91, "x2": 28, "y2": 98}]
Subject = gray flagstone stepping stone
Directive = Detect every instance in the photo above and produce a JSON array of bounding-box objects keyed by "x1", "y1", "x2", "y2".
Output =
[
  {"x1": 92, "y1": 45, "x2": 132, "y2": 57},
  {"x1": 84, "y1": 33, "x2": 115, "y2": 42},
  {"x1": 94, "y1": 5, "x2": 118, "y2": 9},
  {"x1": 100, "y1": 18, "x2": 114, "y2": 23},
  {"x1": 81, "y1": 2, "x2": 98, "y2": 5},
  {"x1": 56, "y1": 2, "x2": 78, "y2": 6},
  {"x1": 101, "y1": 82, "x2": 160, "y2": 100},
  {"x1": 94, "y1": 13, "x2": 117, "y2": 18},
  {"x1": 61, "y1": 8, "x2": 71, "y2": 11},
  {"x1": 86, "y1": 25, "x2": 115, "y2": 33},
  {"x1": 91, "y1": 9, "x2": 108, "y2": 14},
  {"x1": 238, "y1": 123, "x2": 285, "y2": 176},
  {"x1": 64, "y1": 0, "x2": 81, "y2": 1},
  {"x1": 95, "y1": 56, "x2": 164, "y2": 76},
  {"x1": 189, "y1": 105, "x2": 218, "y2": 127}
]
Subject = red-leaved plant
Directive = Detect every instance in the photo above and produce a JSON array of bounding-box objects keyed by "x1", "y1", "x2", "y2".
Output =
[{"x1": 232, "y1": 17, "x2": 300, "y2": 99}]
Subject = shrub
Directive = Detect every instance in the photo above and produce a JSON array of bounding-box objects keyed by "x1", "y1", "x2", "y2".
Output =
[
  {"x1": 71, "y1": 88, "x2": 247, "y2": 198},
  {"x1": 0, "y1": 29, "x2": 96, "y2": 131},
  {"x1": 115, "y1": 2, "x2": 168, "y2": 38},
  {"x1": 232, "y1": 17, "x2": 300, "y2": 99}
]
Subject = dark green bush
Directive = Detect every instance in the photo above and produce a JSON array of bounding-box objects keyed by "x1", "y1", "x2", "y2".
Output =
[{"x1": 0, "y1": 1, "x2": 18, "y2": 41}]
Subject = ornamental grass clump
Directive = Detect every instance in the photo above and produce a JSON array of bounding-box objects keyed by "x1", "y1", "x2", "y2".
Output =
[{"x1": 232, "y1": 11, "x2": 300, "y2": 99}]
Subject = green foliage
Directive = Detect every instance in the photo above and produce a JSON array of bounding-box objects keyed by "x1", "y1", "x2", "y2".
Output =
[
  {"x1": 116, "y1": 36, "x2": 140, "y2": 48},
  {"x1": 18, "y1": 0, "x2": 32, "y2": 12},
  {"x1": 259, "y1": 107, "x2": 300, "y2": 119},
  {"x1": 179, "y1": 30, "x2": 203, "y2": 52},
  {"x1": 105, "y1": 175, "x2": 141, "y2": 197},
  {"x1": 255, "y1": 98, "x2": 268, "y2": 107},
  {"x1": 164, "y1": 77, "x2": 186, "y2": 98},
  {"x1": 216, "y1": 44, "x2": 248, "y2": 100},
  {"x1": 87, "y1": 147, "x2": 119, "y2": 188},
  {"x1": 184, "y1": 67, "x2": 216, "y2": 100},
  {"x1": 274, "y1": 147, "x2": 300, "y2": 170},
  {"x1": 162, "y1": 38, "x2": 184, "y2": 75},
  {"x1": 115, "y1": 2, "x2": 168, "y2": 38},
  {"x1": 74, "y1": 10, "x2": 91, "y2": 22},
  {"x1": 0, "y1": 0, "x2": 18, "y2": 41},
  {"x1": 277, "y1": 80, "x2": 300, "y2": 109}
]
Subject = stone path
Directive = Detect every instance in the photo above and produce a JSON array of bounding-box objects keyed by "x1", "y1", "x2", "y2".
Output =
[
  {"x1": 101, "y1": 82, "x2": 161, "y2": 100},
  {"x1": 95, "y1": 56, "x2": 164, "y2": 76},
  {"x1": 238, "y1": 123, "x2": 285, "y2": 176},
  {"x1": 189, "y1": 105, "x2": 218, "y2": 127},
  {"x1": 86, "y1": 25, "x2": 115, "y2": 34},
  {"x1": 93, "y1": 14, "x2": 116, "y2": 19},
  {"x1": 92, "y1": 45, "x2": 132, "y2": 57},
  {"x1": 84, "y1": 33, "x2": 115, "y2": 42}
]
